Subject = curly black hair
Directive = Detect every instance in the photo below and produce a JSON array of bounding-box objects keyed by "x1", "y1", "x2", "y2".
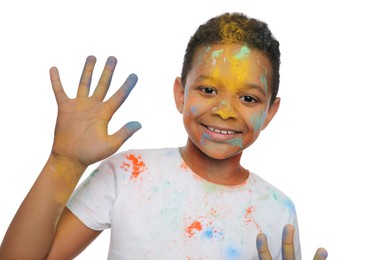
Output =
[{"x1": 181, "y1": 13, "x2": 280, "y2": 105}]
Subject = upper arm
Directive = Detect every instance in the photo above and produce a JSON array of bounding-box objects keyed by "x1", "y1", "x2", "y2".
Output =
[{"x1": 46, "y1": 208, "x2": 102, "y2": 260}]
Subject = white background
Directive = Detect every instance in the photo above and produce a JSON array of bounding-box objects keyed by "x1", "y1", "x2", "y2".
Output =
[{"x1": 0, "y1": 0, "x2": 364, "y2": 259}]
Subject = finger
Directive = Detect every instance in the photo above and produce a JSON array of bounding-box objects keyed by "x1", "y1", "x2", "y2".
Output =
[
  {"x1": 282, "y1": 224, "x2": 295, "y2": 260},
  {"x1": 256, "y1": 233, "x2": 272, "y2": 260},
  {"x1": 77, "y1": 55, "x2": 97, "y2": 97},
  {"x1": 50, "y1": 66, "x2": 69, "y2": 105},
  {"x1": 106, "y1": 73, "x2": 138, "y2": 112},
  {"x1": 92, "y1": 56, "x2": 117, "y2": 100},
  {"x1": 313, "y1": 247, "x2": 328, "y2": 260},
  {"x1": 108, "y1": 121, "x2": 142, "y2": 153}
]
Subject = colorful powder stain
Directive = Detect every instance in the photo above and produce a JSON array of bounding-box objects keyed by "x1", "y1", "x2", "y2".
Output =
[
  {"x1": 250, "y1": 110, "x2": 267, "y2": 132},
  {"x1": 120, "y1": 154, "x2": 146, "y2": 179},
  {"x1": 260, "y1": 73, "x2": 268, "y2": 94},
  {"x1": 225, "y1": 246, "x2": 239, "y2": 258},
  {"x1": 223, "y1": 137, "x2": 243, "y2": 148},
  {"x1": 234, "y1": 45, "x2": 250, "y2": 60},
  {"x1": 243, "y1": 205, "x2": 262, "y2": 232},
  {"x1": 211, "y1": 49, "x2": 224, "y2": 65},
  {"x1": 246, "y1": 205, "x2": 255, "y2": 215},
  {"x1": 186, "y1": 220, "x2": 202, "y2": 238},
  {"x1": 180, "y1": 161, "x2": 189, "y2": 170},
  {"x1": 283, "y1": 199, "x2": 295, "y2": 211}
]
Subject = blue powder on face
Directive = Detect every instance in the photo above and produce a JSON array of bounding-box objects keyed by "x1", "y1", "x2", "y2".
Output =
[
  {"x1": 223, "y1": 137, "x2": 243, "y2": 148},
  {"x1": 190, "y1": 106, "x2": 198, "y2": 115},
  {"x1": 250, "y1": 111, "x2": 267, "y2": 132}
]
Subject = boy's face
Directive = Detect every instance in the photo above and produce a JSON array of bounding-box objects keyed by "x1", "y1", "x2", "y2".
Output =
[{"x1": 174, "y1": 43, "x2": 280, "y2": 160}]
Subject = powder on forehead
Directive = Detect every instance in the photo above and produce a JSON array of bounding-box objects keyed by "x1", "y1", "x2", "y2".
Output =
[{"x1": 234, "y1": 45, "x2": 250, "y2": 60}]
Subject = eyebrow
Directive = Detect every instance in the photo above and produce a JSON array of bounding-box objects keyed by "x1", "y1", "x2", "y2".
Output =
[
  {"x1": 195, "y1": 75, "x2": 267, "y2": 97},
  {"x1": 245, "y1": 83, "x2": 267, "y2": 97},
  {"x1": 195, "y1": 75, "x2": 221, "y2": 85}
]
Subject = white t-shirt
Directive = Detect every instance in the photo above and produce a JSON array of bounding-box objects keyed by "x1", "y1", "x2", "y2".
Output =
[{"x1": 67, "y1": 148, "x2": 301, "y2": 259}]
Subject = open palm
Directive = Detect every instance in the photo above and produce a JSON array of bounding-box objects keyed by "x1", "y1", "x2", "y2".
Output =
[{"x1": 50, "y1": 56, "x2": 141, "y2": 168}]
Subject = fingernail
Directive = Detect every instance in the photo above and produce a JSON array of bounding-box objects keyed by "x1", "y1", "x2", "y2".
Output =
[
  {"x1": 106, "y1": 56, "x2": 117, "y2": 66},
  {"x1": 125, "y1": 121, "x2": 142, "y2": 132},
  {"x1": 320, "y1": 251, "x2": 328, "y2": 259},
  {"x1": 86, "y1": 55, "x2": 96, "y2": 63},
  {"x1": 128, "y1": 73, "x2": 138, "y2": 85}
]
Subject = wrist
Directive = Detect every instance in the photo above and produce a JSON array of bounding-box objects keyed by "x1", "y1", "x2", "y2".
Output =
[{"x1": 48, "y1": 152, "x2": 87, "y2": 178}]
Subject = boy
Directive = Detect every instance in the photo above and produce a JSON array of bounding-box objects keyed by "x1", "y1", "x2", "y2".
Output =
[{"x1": 0, "y1": 13, "x2": 327, "y2": 259}]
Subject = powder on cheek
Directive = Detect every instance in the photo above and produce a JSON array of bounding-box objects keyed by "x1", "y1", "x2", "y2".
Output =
[{"x1": 250, "y1": 110, "x2": 267, "y2": 132}]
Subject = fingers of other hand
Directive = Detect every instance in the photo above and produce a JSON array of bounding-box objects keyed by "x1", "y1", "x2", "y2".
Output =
[
  {"x1": 256, "y1": 233, "x2": 272, "y2": 260},
  {"x1": 92, "y1": 56, "x2": 117, "y2": 100},
  {"x1": 77, "y1": 55, "x2": 97, "y2": 97},
  {"x1": 282, "y1": 224, "x2": 295, "y2": 260},
  {"x1": 313, "y1": 247, "x2": 328, "y2": 260},
  {"x1": 106, "y1": 73, "x2": 138, "y2": 112},
  {"x1": 50, "y1": 67, "x2": 69, "y2": 105}
]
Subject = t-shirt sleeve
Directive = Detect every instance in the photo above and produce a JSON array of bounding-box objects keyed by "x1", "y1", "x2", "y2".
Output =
[
  {"x1": 288, "y1": 200, "x2": 302, "y2": 260},
  {"x1": 66, "y1": 158, "x2": 118, "y2": 231}
]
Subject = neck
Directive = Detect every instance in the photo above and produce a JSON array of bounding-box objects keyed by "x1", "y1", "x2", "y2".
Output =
[{"x1": 180, "y1": 139, "x2": 249, "y2": 186}]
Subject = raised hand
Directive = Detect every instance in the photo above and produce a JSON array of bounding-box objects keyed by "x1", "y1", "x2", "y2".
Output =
[
  {"x1": 256, "y1": 224, "x2": 328, "y2": 260},
  {"x1": 50, "y1": 56, "x2": 141, "y2": 168},
  {"x1": 0, "y1": 56, "x2": 142, "y2": 259}
]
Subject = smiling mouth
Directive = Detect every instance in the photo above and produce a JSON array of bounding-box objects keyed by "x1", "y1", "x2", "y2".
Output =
[{"x1": 203, "y1": 125, "x2": 241, "y2": 135}]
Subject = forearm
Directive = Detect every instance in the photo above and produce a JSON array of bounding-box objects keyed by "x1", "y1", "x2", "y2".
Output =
[{"x1": 0, "y1": 155, "x2": 86, "y2": 259}]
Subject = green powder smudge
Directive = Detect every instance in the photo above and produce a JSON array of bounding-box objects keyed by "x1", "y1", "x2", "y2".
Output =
[{"x1": 234, "y1": 45, "x2": 250, "y2": 60}]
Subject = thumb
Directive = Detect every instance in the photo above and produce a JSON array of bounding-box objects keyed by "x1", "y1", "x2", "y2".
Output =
[{"x1": 108, "y1": 121, "x2": 142, "y2": 151}]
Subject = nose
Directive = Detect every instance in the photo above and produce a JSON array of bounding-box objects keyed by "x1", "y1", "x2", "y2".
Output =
[{"x1": 211, "y1": 99, "x2": 238, "y2": 120}]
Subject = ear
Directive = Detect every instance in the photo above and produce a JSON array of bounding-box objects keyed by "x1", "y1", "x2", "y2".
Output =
[
  {"x1": 262, "y1": 97, "x2": 280, "y2": 130},
  {"x1": 173, "y1": 77, "x2": 185, "y2": 114}
]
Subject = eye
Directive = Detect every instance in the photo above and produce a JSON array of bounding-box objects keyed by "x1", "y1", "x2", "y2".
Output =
[
  {"x1": 199, "y1": 86, "x2": 217, "y2": 95},
  {"x1": 241, "y1": 95, "x2": 258, "y2": 103}
]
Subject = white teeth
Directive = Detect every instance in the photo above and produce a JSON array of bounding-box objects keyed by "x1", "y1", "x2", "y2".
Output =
[{"x1": 207, "y1": 126, "x2": 237, "y2": 135}]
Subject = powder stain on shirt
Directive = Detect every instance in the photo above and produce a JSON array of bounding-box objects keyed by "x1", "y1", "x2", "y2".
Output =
[
  {"x1": 120, "y1": 153, "x2": 146, "y2": 179},
  {"x1": 243, "y1": 205, "x2": 262, "y2": 232},
  {"x1": 186, "y1": 220, "x2": 202, "y2": 238},
  {"x1": 180, "y1": 161, "x2": 189, "y2": 170},
  {"x1": 225, "y1": 246, "x2": 240, "y2": 258}
]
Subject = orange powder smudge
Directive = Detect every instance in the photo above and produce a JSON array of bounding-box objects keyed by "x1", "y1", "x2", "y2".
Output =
[
  {"x1": 120, "y1": 154, "x2": 146, "y2": 179},
  {"x1": 186, "y1": 220, "x2": 202, "y2": 238},
  {"x1": 243, "y1": 205, "x2": 262, "y2": 232},
  {"x1": 180, "y1": 161, "x2": 188, "y2": 170},
  {"x1": 246, "y1": 205, "x2": 255, "y2": 215}
]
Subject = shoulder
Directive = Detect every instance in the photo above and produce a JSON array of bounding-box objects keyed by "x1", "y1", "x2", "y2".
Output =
[
  {"x1": 247, "y1": 172, "x2": 296, "y2": 212},
  {"x1": 108, "y1": 147, "x2": 178, "y2": 163},
  {"x1": 100, "y1": 147, "x2": 180, "y2": 180},
  {"x1": 99, "y1": 147, "x2": 179, "y2": 168}
]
